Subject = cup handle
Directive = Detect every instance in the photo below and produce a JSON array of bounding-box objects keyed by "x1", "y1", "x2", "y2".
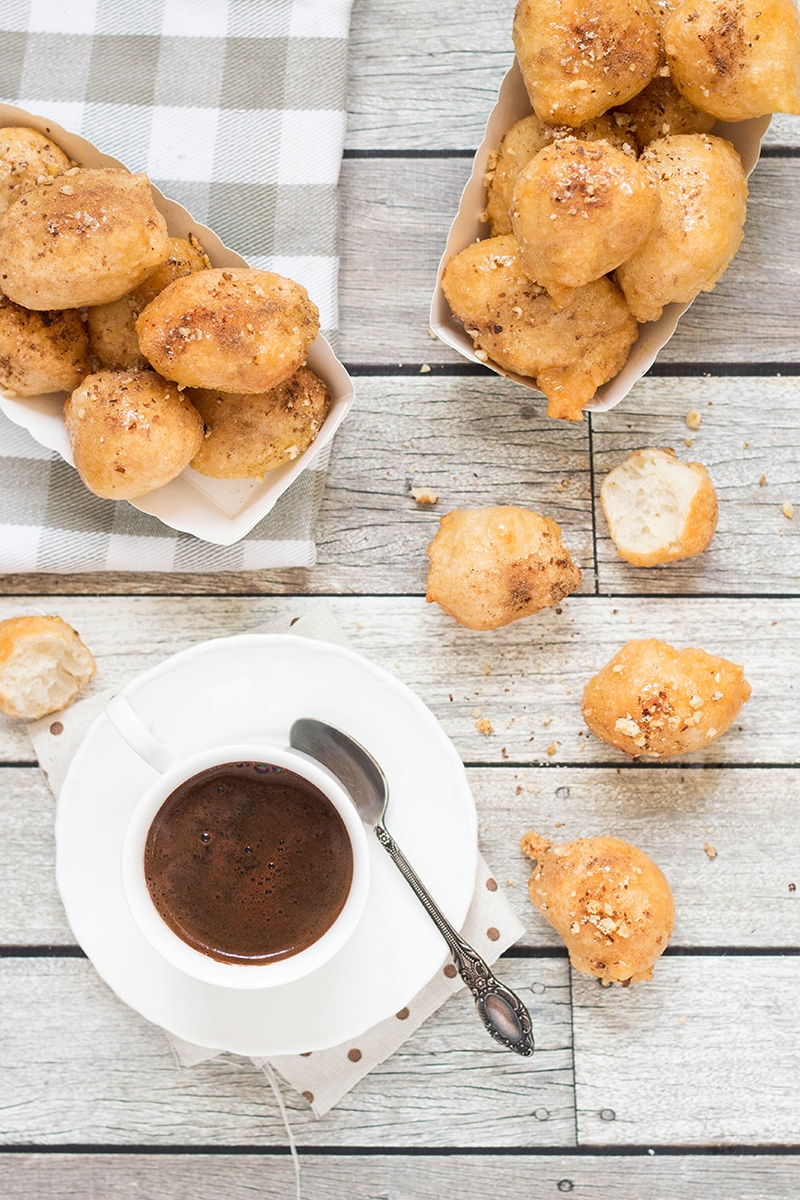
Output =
[{"x1": 104, "y1": 693, "x2": 175, "y2": 774}]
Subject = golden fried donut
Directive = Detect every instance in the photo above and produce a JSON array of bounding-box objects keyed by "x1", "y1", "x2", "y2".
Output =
[
  {"x1": 0, "y1": 614, "x2": 96, "y2": 721},
  {"x1": 582, "y1": 638, "x2": 751, "y2": 757},
  {"x1": 619, "y1": 74, "x2": 716, "y2": 148},
  {"x1": 521, "y1": 830, "x2": 675, "y2": 984},
  {"x1": 513, "y1": 0, "x2": 661, "y2": 126},
  {"x1": 136, "y1": 267, "x2": 320, "y2": 393},
  {"x1": 188, "y1": 367, "x2": 331, "y2": 479},
  {"x1": 600, "y1": 447, "x2": 718, "y2": 566},
  {"x1": 440, "y1": 235, "x2": 638, "y2": 420},
  {"x1": 484, "y1": 112, "x2": 636, "y2": 236},
  {"x1": 88, "y1": 235, "x2": 210, "y2": 371},
  {"x1": 0, "y1": 296, "x2": 88, "y2": 395},
  {"x1": 0, "y1": 167, "x2": 171, "y2": 310},
  {"x1": 615, "y1": 134, "x2": 748, "y2": 323},
  {"x1": 664, "y1": 0, "x2": 800, "y2": 121},
  {"x1": 0, "y1": 126, "x2": 71, "y2": 215},
  {"x1": 64, "y1": 369, "x2": 204, "y2": 500},
  {"x1": 510, "y1": 137, "x2": 660, "y2": 306},
  {"x1": 425, "y1": 505, "x2": 581, "y2": 629}
]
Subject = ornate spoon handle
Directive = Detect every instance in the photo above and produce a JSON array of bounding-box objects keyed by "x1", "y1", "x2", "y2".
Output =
[{"x1": 375, "y1": 822, "x2": 535, "y2": 1056}]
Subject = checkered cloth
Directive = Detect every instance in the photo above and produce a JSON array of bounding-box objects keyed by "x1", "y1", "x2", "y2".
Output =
[{"x1": 0, "y1": 0, "x2": 353, "y2": 571}]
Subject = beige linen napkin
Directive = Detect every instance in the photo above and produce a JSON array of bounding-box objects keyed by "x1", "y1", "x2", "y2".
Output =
[{"x1": 30, "y1": 601, "x2": 525, "y2": 1117}]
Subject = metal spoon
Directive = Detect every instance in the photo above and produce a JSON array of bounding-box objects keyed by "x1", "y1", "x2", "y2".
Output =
[{"x1": 289, "y1": 718, "x2": 534, "y2": 1057}]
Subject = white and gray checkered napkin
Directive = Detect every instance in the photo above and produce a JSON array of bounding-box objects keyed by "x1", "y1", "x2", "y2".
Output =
[{"x1": 0, "y1": 0, "x2": 354, "y2": 572}]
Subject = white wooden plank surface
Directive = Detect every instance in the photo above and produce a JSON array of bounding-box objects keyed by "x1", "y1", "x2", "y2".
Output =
[
  {"x1": 4, "y1": 765, "x2": 798, "y2": 950},
  {"x1": 0, "y1": 595, "x2": 795, "y2": 766},
  {"x1": 311, "y1": 375, "x2": 594, "y2": 593},
  {"x1": 1, "y1": 956, "x2": 797, "y2": 1147},
  {"x1": 591, "y1": 376, "x2": 800, "y2": 595},
  {"x1": 2, "y1": 1152, "x2": 799, "y2": 1200},
  {"x1": 573, "y1": 956, "x2": 800, "y2": 1145},
  {"x1": 346, "y1": 0, "x2": 800, "y2": 152},
  {"x1": 338, "y1": 159, "x2": 800, "y2": 365},
  {"x1": 2, "y1": 366, "x2": 800, "y2": 597},
  {"x1": 1, "y1": 0, "x2": 799, "y2": 1185},
  {"x1": 0, "y1": 958, "x2": 574, "y2": 1147}
]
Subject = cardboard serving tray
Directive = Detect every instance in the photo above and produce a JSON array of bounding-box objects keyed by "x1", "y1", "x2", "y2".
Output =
[
  {"x1": 430, "y1": 60, "x2": 771, "y2": 414},
  {"x1": 0, "y1": 105, "x2": 354, "y2": 546}
]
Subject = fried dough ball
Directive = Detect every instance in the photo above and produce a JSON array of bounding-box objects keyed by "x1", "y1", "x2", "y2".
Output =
[
  {"x1": 64, "y1": 369, "x2": 204, "y2": 500},
  {"x1": 521, "y1": 830, "x2": 675, "y2": 984},
  {"x1": 188, "y1": 367, "x2": 331, "y2": 479},
  {"x1": 663, "y1": 0, "x2": 800, "y2": 121},
  {"x1": 87, "y1": 235, "x2": 211, "y2": 371},
  {"x1": 136, "y1": 267, "x2": 319, "y2": 394},
  {"x1": 0, "y1": 127, "x2": 71, "y2": 215},
  {"x1": 582, "y1": 638, "x2": 751, "y2": 758},
  {"x1": 0, "y1": 296, "x2": 88, "y2": 395},
  {"x1": 615, "y1": 134, "x2": 748, "y2": 324},
  {"x1": 440, "y1": 235, "x2": 639, "y2": 420},
  {"x1": 0, "y1": 168, "x2": 170, "y2": 310},
  {"x1": 510, "y1": 138, "x2": 660, "y2": 307},
  {"x1": 484, "y1": 112, "x2": 636, "y2": 236},
  {"x1": 0, "y1": 615, "x2": 96, "y2": 721},
  {"x1": 513, "y1": 0, "x2": 661, "y2": 126},
  {"x1": 425, "y1": 506, "x2": 581, "y2": 630},
  {"x1": 600, "y1": 447, "x2": 718, "y2": 566},
  {"x1": 619, "y1": 74, "x2": 717, "y2": 148}
]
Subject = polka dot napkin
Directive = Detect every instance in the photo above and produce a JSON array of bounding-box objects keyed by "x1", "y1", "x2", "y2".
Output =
[{"x1": 29, "y1": 601, "x2": 525, "y2": 1117}]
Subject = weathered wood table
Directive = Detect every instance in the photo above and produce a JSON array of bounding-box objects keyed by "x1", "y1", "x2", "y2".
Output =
[{"x1": 1, "y1": 1, "x2": 799, "y2": 1195}]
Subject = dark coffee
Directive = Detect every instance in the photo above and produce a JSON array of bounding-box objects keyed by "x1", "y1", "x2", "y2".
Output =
[{"x1": 144, "y1": 761, "x2": 354, "y2": 965}]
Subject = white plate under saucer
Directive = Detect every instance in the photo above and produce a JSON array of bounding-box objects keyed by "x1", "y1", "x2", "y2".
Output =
[{"x1": 55, "y1": 634, "x2": 478, "y2": 1056}]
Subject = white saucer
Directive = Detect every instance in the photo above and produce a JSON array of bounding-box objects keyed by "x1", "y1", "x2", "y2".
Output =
[{"x1": 55, "y1": 634, "x2": 477, "y2": 1056}]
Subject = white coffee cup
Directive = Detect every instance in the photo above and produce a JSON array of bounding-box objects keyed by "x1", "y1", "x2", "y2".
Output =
[{"x1": 110, "y1": 696, "x2": 369, "y2": 989}]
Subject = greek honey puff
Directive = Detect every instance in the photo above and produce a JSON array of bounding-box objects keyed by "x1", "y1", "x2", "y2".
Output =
[
  {"x1": 615, "y1": 134, "x2": 748, "y2": 324},
  {"x1": 440, "y1": 234, "x2": 638, "y2": 421},
  {"x1": 425, "y1": 505, "x2": 581, "y2": 630},
  {"x1": 0, "y1": 167, "x2": 171, "y2": 310},
  {"x1": 521, "y1": 830, "x2": 675, "y2": 985},
  {"x1": 0, "y1": 295, "x2": 88, "y2": 395},
  {"x1": 483, "y1": 111, "x2": 636, "y2": 236},
  {"x1": 0, "y1": 126, "x2": 72, "y2": 215},
  {"x1": 513, "y1": 0, "x2": 661, "y2": 127},
  {"x1": 663, "y1": 0, "x2": 800, "y2": 121},
  {"x1": 87, "y1": 235, "x2": 211, "y2": 371},
  {"x1": 188, "y1": 367, "x2": 331, "y2": 480},
  {"x1": 510, "y1": 137, "x2": 660, "y2": 309},
  {"x1": 582, "y1": 638, "x2": 751, "y2": 758},
  {"x1": 136, "y1": 268, "x2": 320, "y2": 393},
  {"x1": 64, "y1": 370, "x2": 204, "y2": 501}
]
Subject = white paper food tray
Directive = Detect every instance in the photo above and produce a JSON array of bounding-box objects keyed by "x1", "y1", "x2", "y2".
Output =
[
  {"x1": 0, "y1": 105, "x2": 354, "y2": 546},
  {"x1": 430, "y1": 60, "x2": 770, "y2": 414}
]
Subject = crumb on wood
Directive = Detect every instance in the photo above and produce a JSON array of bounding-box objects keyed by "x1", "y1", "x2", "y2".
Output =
[
  {"x1": 475, "y1": 718, "x2": 493, "y2": 735},
  {"x1": 685, "y1": 409, "x2": 702, "y2": 430},
  {"x1": 782, "y1": 500, "x2": 794, "y2": 520},
  {"x1": 411, "y1": 486, "x2": 438, "y2": 504},
  {"x1": 703, "y1": 842, "x2": 718, "y2": 860}
]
